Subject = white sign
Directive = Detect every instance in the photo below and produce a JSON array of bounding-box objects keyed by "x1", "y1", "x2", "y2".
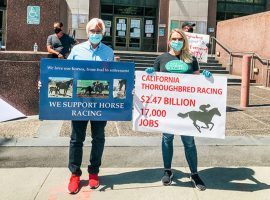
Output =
[
  {"x1": 133, "y1": 72, "x2": 227, "y2": 139},
  {"x1": 118, "y1": 31, "x2": 126, "y2": 37},
  {"x1": 0, "y1": 98, "x2": 26, "y2": 122},
  {"x1": 131, "y1": 19, "x2": 140, "y2": 28},
  {"x1": 105, "y1": 28, "x2": 111, "y2": 36},
  {"x1": 104, "y1": 20, "x2": 111, "y2": 28},
  {"x1": 122, "y1": 23, "x2": 126, "y2": 31},
  {"x1": 185, "y1": 32, "x2": 210, "y2": 63},
  {"x1": 146, "y1": 20, "x2": 153, "y2": 25},
  {"x1": 117, "y1": 23, "x2": 122, "y2": 31},
  {"x1": 145, "y1": 25, "x2": 154, "y2": 33},
  {"x1": 119, "y1": 19, "x2": 125, "y2": 24}
]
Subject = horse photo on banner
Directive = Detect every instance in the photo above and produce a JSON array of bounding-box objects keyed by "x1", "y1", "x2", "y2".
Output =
[
  {"x1": 39, "y1": 59, "x2": 135, "y2": 121},
  {"x1": 132, "y1": 71, "x2": 227, "y2": 139}
]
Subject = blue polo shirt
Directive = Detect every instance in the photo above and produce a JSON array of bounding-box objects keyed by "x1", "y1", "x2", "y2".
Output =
[{"x1": 67, "y1": 41, "x2": 114, "y2": 61}]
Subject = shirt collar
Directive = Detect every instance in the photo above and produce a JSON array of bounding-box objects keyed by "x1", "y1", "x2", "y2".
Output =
[{"x1": 87, "y1": 41, "x2": 102, "y2": 51}]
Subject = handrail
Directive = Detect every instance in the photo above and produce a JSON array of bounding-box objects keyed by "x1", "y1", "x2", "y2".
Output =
[
  {"x1": 210, "y1": 36, "x2": 270, "y2": 86},
  {"x1": 211, "y1": 36, "x2": 270, "y2": 64}
]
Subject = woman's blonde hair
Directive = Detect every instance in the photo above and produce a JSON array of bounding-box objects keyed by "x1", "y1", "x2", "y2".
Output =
[{"x1": 169, "y1": 29, "x2": 192, "y2": 63}]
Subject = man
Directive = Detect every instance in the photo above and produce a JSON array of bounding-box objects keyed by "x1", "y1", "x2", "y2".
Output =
[
  {"x1": 182, "y1": 21, "x2": 196, "y2": 33},
  {"x1": 67, "y1": 18, "x2": 114, "y2": 194},
  {"x1": 47, "y1": 22, "x2": 77, "y2": 59}
]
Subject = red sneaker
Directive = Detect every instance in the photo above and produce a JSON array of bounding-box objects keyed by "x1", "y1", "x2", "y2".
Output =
[
  {"x1": 89, "y1": 173, "x2": 99, "y2": 189},
  {"x1": 68, "y1": 174, "x2": 80, "y2": 194}
]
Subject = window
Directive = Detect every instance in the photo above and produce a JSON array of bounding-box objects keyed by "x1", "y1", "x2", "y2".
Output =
[
  {"x1": 101, "y1": 5, "x2": 113, "y2": 14},
  {"x1": 217, "y1": 0, "x2": 266, "y2": 21}
]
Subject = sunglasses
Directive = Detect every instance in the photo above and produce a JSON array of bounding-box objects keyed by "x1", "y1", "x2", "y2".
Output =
[{"x1": 171, "y1": 38, "x2": 184, "y2": 41}]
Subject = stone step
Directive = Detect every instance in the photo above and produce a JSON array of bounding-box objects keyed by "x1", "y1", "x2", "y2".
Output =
[
  {"x1": 135, "y1": 67, "x2": 229, "y2": 75},
  {"x1": 120, "y1": 59, "x2": 221, "y2": 66},
  {"x1": 135, "y1": 64, "x2": 228, "y2": 72},
  {"x1": 200, "y1": 62, "x2": 222, "y2": 66},
  {"x1": 120, "y1": 59, "x2": 156, "y2": 64}
]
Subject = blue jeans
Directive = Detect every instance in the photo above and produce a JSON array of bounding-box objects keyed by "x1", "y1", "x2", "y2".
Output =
[
  {"x1": 162, "y1": 133, "x2": 198, "y2": 173},
  {"x1": 68, "y1": 120, "x2": 107, "y2": 176}
]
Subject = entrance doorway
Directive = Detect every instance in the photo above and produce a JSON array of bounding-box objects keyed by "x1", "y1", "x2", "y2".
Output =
[{"x1": 114, "y1": 17, "x2": 142, "y2": 51}]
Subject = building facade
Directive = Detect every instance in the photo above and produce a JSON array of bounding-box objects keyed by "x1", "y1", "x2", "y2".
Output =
[{"x1": 1, "y1": 0, "x2": 270, "y2": 52}]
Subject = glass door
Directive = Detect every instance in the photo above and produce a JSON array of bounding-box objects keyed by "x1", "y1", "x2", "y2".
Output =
[
  {"x1": 114, "y1": 17, "x2": 142, "y2": 51},
  {"x1": 128, "y1": 18, "x2": 141, "y2": 50},
  {"x1": 114, "y1": 17, "x2": 128, "y2": 50}
]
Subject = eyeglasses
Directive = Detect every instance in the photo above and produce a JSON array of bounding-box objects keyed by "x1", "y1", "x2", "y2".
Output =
[
  {"x1": 89, "y1": 29, "x2": 102, "y2": 34},
  {"x1": 171, "y1": 38, "x2": 184, "y2": 41}
]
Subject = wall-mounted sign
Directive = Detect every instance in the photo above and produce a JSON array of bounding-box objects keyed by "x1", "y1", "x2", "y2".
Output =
[
  {"x1": 27, "y1": 6, "x2": 40, "y2": 25},
  {"x1": 159, "y1": 24, "x2": 166, "y2": 28},
  {"x1": 104, "y1": 20, "x2": 111, "y2": 28},
  {"x1": 145, "y1": 25, "x2": 154, "y2": 33},
  {"x1": 159, "y1": 28, "x2": 165, "y2": 36},
  {"x1": 208, "y1": 27, "x2": 215, "y2": 33}
]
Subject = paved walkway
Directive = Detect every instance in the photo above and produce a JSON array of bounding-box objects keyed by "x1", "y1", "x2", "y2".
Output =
[
  {"x1": 1, "y1": 167, "x2": 270, "y2": 200},
  {"x1": 1, "y1": 85, "x2": 270, "y2": 138},
  {"x1": 1, "y1": 86, "x2": 270, "y2": 199}
]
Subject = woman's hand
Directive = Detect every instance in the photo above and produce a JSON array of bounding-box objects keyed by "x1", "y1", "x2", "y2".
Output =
[
  {"x1": 145, "y1": 67, "x2": 155, "y2": 74},
  {"x1": 202, "y1": 70, "x2": 212, "y2": 78}
]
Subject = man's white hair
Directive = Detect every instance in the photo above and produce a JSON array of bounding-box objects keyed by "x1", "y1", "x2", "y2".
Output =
[{"x1": 85, "y1": 18, "x2": 105, "y2": 35}]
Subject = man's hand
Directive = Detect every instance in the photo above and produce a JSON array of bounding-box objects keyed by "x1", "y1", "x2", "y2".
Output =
[
  {"x1": 58, "y1": 53, "x2": 64, "y2": 59},
  {"x1": 38, "y1": 80, "x2": 42, "y2": 90}
]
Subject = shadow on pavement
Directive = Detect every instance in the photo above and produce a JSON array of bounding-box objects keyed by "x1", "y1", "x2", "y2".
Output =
[
  {"x1": 247, "y1": 104, "x2": 270, "y2": 107},
  {"x1": 199, "y1": 167, "x2": 270, "y2": 192},
  {"x1": 0, "y1": 138, "x2": 14, "y2": 146},
  {"x1": 82, "y1": 167, "x2": 270, "y2": 192},
  {"x1": 226, "y1": 106, "x2": 242, "y2": 112}
]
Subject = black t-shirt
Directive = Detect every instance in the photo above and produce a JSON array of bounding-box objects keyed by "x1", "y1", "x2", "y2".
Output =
[
  {"x1": 47, "y1": 33, "x2": 76, "y2": 57},
  {"x1": 153, "y1": 52, "x2": 199, "y2": 74}
]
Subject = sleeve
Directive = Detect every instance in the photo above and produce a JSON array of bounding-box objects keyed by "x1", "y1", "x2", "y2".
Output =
[
  {"x1": 153, "y1": 56, "x2": 161, "y2": 71},
  {"x1": 67, "y1": 49, "x2": 75, "y2": 60},
  {"x1": 46, "y1": 35, "x2": 52, "y2": 46},
  {"x1": 192, "y1": 56, "x2": 200, "y2": 72},
  {"x1": 109, "y1": 48, "x2": 114, "y2": 61},
  {"x1": 69, "y1": 36, "x2": 76, "y2": 45}
]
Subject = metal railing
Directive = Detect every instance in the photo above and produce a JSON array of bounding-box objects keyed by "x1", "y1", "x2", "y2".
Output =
[{"x1": 210, "y1": 36, "x2": 270, "y2": 87}]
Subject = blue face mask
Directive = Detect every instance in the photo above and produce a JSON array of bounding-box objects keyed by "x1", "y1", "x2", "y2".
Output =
[
  {"x1": 89, "y1": 34, "x2": 103, "y2": 45},
  {"x1": 170, "y1": 40, "x2": 184, "y2": 52}
]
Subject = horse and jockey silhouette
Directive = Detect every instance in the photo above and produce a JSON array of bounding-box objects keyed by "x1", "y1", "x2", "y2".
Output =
[{"x1": 177, "y1": 104, "x2": 221, "y2": 133}]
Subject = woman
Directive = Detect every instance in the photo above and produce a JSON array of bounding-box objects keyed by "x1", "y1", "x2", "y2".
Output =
[{"x1": 145, "y1": 29, "x2": 211, "y2": 191}]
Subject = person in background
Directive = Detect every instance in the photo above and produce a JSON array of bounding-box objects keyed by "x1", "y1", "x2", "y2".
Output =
[
  {"x1": 145, "y1": 29, "x2": 212, "y2": 191},
  {"x1": 67, "y1": 18, "x2": 114, "y2": 194},
  {"x1": 47, "y1": 22, "x2": 78, "y2": 59},
  {"x1": 182, "y1": 21, "x2": 196, "y2": 33}
]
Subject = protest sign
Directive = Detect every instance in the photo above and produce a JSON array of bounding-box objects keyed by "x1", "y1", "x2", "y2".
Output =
[
  {"x1": 133, "y1": 71, "x2": 227, "y2": 139},
  {"x1": 185, "y1": 32, "x2": 210, "y2": 63},
  {"x1": 0, "y1": 98, "x2": 25, "y2": 122},
  {"x1": 39, "y1": 59, "x2": 134, "y2": 121}
]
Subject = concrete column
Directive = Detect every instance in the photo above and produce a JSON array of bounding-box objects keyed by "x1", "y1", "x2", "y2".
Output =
[
  {"x1": 89, "y1": 0, "x2": 100, "y2": 19},
  {"x1": 207, "y1": 0, "x2": 217, "y2": 37},
  {"x1": 157, "y1": 0, "x2": 169, "y2": 52},
  {"x1": 240, "y1": 55, "x2": 251, "y2": 108}
]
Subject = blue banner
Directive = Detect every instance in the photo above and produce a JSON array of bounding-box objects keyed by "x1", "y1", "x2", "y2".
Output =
[{"x1": 39, "y1": 59, "x2": 135, "y2": 121}]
